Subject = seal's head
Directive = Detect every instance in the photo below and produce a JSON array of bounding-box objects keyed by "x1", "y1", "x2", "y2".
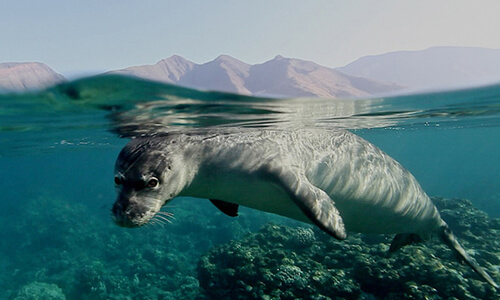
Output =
[{"x1": 111, "y1": 137, "x2": 186, "y2": 227}]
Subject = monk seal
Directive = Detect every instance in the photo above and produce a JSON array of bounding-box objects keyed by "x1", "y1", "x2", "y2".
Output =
[{"x1": 111, "y1": 128, "x2": 498, "y2": 288}]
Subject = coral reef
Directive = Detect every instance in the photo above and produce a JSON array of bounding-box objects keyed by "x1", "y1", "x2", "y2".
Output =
[
  {"x1": 13, "y1": 282, "x2": 65, "y2": 300},
  {"x1": 0, "y1": 195, "x2": 219, "y2": 299},
  {"x1": 0, "y1": 194, "x2": 284, "y2": 299},
  {"x1": 0, "y1": 194, "x2": 497, "y2": 299},
  {"x1": 197, "y1": 197, "x2": 499, "y2": 299}
]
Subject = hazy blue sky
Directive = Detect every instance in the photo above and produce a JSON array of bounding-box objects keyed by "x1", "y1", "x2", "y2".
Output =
[{"x1": 1, "y1": 1, "x2": 500, "y2": 76}]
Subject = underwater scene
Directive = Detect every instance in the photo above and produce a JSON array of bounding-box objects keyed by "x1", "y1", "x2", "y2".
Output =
[{"x1": 0, "y1": 75, "x2": 499, "y2": 299}]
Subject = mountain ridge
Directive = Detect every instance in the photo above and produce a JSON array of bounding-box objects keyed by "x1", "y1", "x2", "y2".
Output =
[
  {"x1": 3, "y1": 46, "x2": 500, "y2": 96},
  {"x1": 110, "y1": 54, "x2": 402, "y2": 98},
  {"x1": 0, "y1": 62, "x2": 66, "y2": 92},
  {"x1": 338, "y1": 46, "x2": 500, "y2": 91}
]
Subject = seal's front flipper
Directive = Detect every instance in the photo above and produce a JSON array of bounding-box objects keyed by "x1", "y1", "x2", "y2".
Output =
[
  {"x1": 210, "y1": 199, "x2": 239, "y2": 217},
  {"x1": 389, "y1": 233, "x2": 422, "y2": 253},
  {"x1": 275, "y1": 170, "x2": 346, "y2": 240}
]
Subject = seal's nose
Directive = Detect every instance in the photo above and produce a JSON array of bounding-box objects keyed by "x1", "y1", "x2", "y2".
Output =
[
  {"x1": 111, "y1": 201, "x2": 128, "y2": 227},
  {"x1": 111, "y1": 201, "x2": 124, "y2": 217},
  {"x1": 111, "y1": 194, "x2": 134, "y2": 227}
]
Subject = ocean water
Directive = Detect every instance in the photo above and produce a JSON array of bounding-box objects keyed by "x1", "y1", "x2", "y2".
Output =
[{"x1": 0, "y1": 75, "x2": 498, "y2": 299}]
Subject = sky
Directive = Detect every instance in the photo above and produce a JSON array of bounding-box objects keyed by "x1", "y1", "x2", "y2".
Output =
[{"x1": 2, "y1": 0, "x2": 500, "y2": 77}]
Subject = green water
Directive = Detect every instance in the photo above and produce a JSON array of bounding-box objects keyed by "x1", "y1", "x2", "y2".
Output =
[{"x1": 0, "y1": 75, "x2": 498, "y2": 299}]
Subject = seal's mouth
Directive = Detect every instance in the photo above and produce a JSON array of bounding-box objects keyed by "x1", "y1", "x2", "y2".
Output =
[
  {"x1": 113, "y1": 216, "x2": 139, "y2": 228},
  {"x1": 111, "y1": 201, "x2": 155, "y2": 228},
  {"x1": 112, "y1": 210, "x2": 155, "y2": 228}
]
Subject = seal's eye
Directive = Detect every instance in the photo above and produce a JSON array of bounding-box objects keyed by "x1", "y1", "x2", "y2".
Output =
[
  {"x1": 114, "y1": 176, "x2": 122, "y2": 186},
  {"x1": 147, "y1": 178, "x2": 159, "y2": 188}
]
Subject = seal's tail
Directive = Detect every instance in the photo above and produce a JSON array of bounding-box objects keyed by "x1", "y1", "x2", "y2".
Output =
[{"x1": 439, "y1": 224, "x2": 498, "y2": 288}]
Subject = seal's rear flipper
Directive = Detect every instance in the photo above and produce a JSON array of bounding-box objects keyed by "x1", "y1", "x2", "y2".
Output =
[
  {"x1": 389, "y1": 233, "x2": 422, "y2": 253},
  {"x1": 210, "y1": 199, "x2": 239, "y2": 217},
  {"x1": 439, "y1": 224, "x2": 498, "y2": 288}
]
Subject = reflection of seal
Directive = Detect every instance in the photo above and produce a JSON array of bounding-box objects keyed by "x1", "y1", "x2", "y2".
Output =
[{"x1": 111, "y1": 129, "x2": 497, "y2": 287}]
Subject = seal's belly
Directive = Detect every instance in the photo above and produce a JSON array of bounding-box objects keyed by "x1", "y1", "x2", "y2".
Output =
[
  {"x1": 232, "y1": 178, "x2": 312, "y2": 224},
  {"x1": 187, "y1": 170, "x2": 312, "y2": 224}
]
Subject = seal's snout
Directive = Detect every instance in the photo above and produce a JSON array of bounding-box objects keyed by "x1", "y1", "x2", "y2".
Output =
[
  {"x1": 111, "y1": 201, "x2": 133, "y2": 227},
  {"x1": 111, "y1": 201, "x2": 123, "y2": 217},
  {"x1": 111, "y1": 196, "x2": 150, "y2": 228}
]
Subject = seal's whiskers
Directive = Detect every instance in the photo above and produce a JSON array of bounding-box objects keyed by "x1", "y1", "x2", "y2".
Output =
[
  {"x1": 155, "y1": 215, "x2": 173, "y2": 224},
  {"x1": 157, "y1": 211, "x2": 174, "y2": 217},
  {"x1": 148, "y1": 219, "x2": 166, "y2": 228},
  {"x1": 154, "y1": 212, "x2": 175, "y2": 224}
]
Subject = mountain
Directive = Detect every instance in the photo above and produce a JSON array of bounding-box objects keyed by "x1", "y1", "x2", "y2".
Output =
[
  {"x1": 110, "y1": 55, "x2": 195, "y2": 84},
  {"x1": 338, "y1": 46, "x2": 500, "y2": 91},
  {"x1": 246, "y1": 55, "x2": 401, "y2": 98},
  {"x1": 180, "y1": 55, "x2": 252, "y2": 95},
  {"x1": 110, "y1": 55, "x2": 403, "y2": 98},
  {"x1": 0, "y1": 62, "x2": 66, "y2": 92},
  {"x1": 7, "y1": 47, "x2": 500, "y2": 95}
]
